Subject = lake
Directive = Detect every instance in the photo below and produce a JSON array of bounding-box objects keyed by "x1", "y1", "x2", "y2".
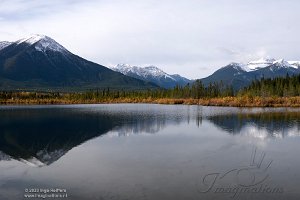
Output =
[{"x1": 0, "y1": 104, "x2": 300, "y2": 200}]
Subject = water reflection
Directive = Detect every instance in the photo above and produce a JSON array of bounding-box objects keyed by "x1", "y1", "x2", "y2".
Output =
[
  {"x1": 0, "y1": 105, "x2": 188, "y2": 166},
  {"x1": 0, "y1": 105, "x2": 300, "y2": 167},
  {"x1": 0, "y1": 108, "x2": 116, "y2": 166},
  {"x1": 207, "y1": 112, "x2": 300, "y2": 139}
]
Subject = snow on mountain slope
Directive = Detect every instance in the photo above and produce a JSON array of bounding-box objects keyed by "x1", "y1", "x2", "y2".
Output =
[
  {"x1": 0, "y1": 41, "x2": 12, "y2": 50},
  {"x1": 113, "y1": 64, "x2": 176, "y2": 80},
  {"x1": 246, "y1": 58, "x2": 276, "y2": 71},
  {"x1": 15, "y1": 34, "x2": 68, "y2": 53},
  {"x1": 112, "y1": 64, "x2": 191, "y2": 88},
  {"x1": 16, "y1": 34, "x2": 45, "y2": 45},
  {"x1": 227, "y1": 62, "x2": 247, "y2": 72},
  {"x1": 272, "y1": 59, "x2": 297, "y2": 69},
  {"x1": 227, "y1": 58, "x2": 277, "y2": 72},
  {"x1": 288, "y1": 61, "x2": 300, "y2": 67},
  {"x1": 237, "y1": 58, "x2": 299, "y2": 72}
]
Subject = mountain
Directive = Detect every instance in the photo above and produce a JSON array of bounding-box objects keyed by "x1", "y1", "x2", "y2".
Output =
[
  {"x1": 201, "y1": 58, "x2": 300, "y2": 90},
  {"x1": 111, "y1": 64, "x2": 191, "y2": 88},
  {"x1": 0, "y1": 41, "x2": 12, "y2": 50},
  {"x1": 0, "y1": 34, "x2": 158, "y2": 91}
]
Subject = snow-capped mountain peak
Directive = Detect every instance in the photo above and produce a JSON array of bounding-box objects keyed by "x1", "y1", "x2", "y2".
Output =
[
  {"x1": 273, "y1": 58, "x2": 288, "y2": 65},
  {"x1": 112, "y1": 64, "x2": 191, "y2": 88},
  {"x1": 16, "y1": 34, "x2": 47, "y2": 45},
  {"x1": 203, "y1": 57, "x2": 300, "y2": 90},
  {"x1": 229, "y1": 57, "x2": 300, "y2": 72},
  {"x1": 271, "y1": 59, "x2": 297, "y2": 69},
  {"x1": 0, "y1": 41, "x2": 12, "y2": 50},
  {"x1": 113, "y1": 64, "x2": 175, "y2": 80},
  {"x1": 228, "y1": 62, "x2": 244, "y2": 67},
  {"x1": 246, "y1": 57, "x2": 276, "y2": 71},
  {"x1": 144, "y1": 65, "x2": 173, "y2": 78},
  {"x1": 115, "y1": 63, "x2": 131, "y2": 69},
  {"x1": 16, "y1": 34, "x2": 68, "y2": 53},
  {"x1": 248, "y1": 57, "x2": 276, "y2": 64},
  {"x1": 226, "y1": 62, "x2": 249, "y2": 72},
  {"x1": 288, "y1": 61, "x2": 300, "y2": 67}
]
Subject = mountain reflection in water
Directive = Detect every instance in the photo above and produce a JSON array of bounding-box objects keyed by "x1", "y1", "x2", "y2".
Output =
[{"x1": 0, "y1": 105, "x2": 299, "y2": 167}]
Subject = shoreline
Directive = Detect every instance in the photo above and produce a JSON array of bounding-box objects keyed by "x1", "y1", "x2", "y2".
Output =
[{"x1": 1, "y1": 96, "x2": 300, "y2": 107}]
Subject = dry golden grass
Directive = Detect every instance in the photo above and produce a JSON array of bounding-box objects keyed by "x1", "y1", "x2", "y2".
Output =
[{"x1": 1, "y1": 96, "x2": 300, "y2": 107}]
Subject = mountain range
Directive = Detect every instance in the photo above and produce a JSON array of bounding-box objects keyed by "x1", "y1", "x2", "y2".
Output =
[
  {"x1": 0, "y1": 34, "x2": 158, "y2": 91},
  {"x1": 201, "y1": 58, "x2": 300, "y2": 90},
  {"x1": 111, "y1": 64, "x2": 191, "y2": 88},
  {"x1": 1, "y1": 34, "x2": 300, "y2": 92},
  {"x1": 113, "y1": 58, "x2": 300, "y2": 91}
]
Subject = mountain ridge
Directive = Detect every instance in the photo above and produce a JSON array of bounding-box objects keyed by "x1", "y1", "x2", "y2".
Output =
[
  {"x1": 201, "y1": 57, "x2": 300, "y2": 90},
  {"x1": 111, "y1": 63, "x2": 191, "y2": 88}
]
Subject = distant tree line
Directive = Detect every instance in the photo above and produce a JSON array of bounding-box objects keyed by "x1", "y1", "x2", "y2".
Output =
[
  {"x1": 239, "y1": 74, "x2": 300, "y2": 97},
  {"x1": 0, "y1": 74, "x2": 300, "y2": 101}
]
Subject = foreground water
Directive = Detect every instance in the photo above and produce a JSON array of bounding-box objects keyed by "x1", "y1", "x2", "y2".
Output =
[{"x1": 0, "y1": 104, "x2": 300, "y2": 200}]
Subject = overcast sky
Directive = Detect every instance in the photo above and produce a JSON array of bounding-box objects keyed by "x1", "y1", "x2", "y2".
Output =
[{"x1": 0, "y1": 0, "x2": 299, "y2": 79}]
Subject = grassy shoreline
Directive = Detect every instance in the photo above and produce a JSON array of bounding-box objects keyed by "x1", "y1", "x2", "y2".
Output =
[{"x1": 1, "y1": 96, "x2": 300, "y2": 107}]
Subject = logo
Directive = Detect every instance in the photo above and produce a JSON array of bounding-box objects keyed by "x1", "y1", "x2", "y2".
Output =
[{"x1": 198, "y1": 147, "x2": 283, "y2": 198}]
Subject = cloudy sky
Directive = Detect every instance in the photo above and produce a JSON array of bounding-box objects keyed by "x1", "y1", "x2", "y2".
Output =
[{"x1": 0, "y1": 0, "x2": 299, "y2": 79}]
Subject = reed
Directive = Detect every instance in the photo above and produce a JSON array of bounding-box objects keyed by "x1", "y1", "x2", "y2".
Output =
[{"x1": 1, "y1": 95, "x2": 300, "y2": 107}]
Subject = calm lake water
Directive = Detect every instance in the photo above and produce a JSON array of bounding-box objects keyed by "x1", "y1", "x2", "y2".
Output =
[{"x1": 0, "y1": 104, "x2": 300, "y2": 200}]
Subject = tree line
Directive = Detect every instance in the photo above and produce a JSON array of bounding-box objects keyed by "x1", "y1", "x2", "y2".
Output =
[
  {"x1": 0, "y1": 73, "x2": 299, "y2": 101},
  {"x1": 239, "y1": 74, "x2": 300, "y2": 97}
]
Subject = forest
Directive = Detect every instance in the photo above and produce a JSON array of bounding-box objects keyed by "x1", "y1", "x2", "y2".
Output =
[{"x1": 0, "y1": 73, "x2": 300, "y2": 107}]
